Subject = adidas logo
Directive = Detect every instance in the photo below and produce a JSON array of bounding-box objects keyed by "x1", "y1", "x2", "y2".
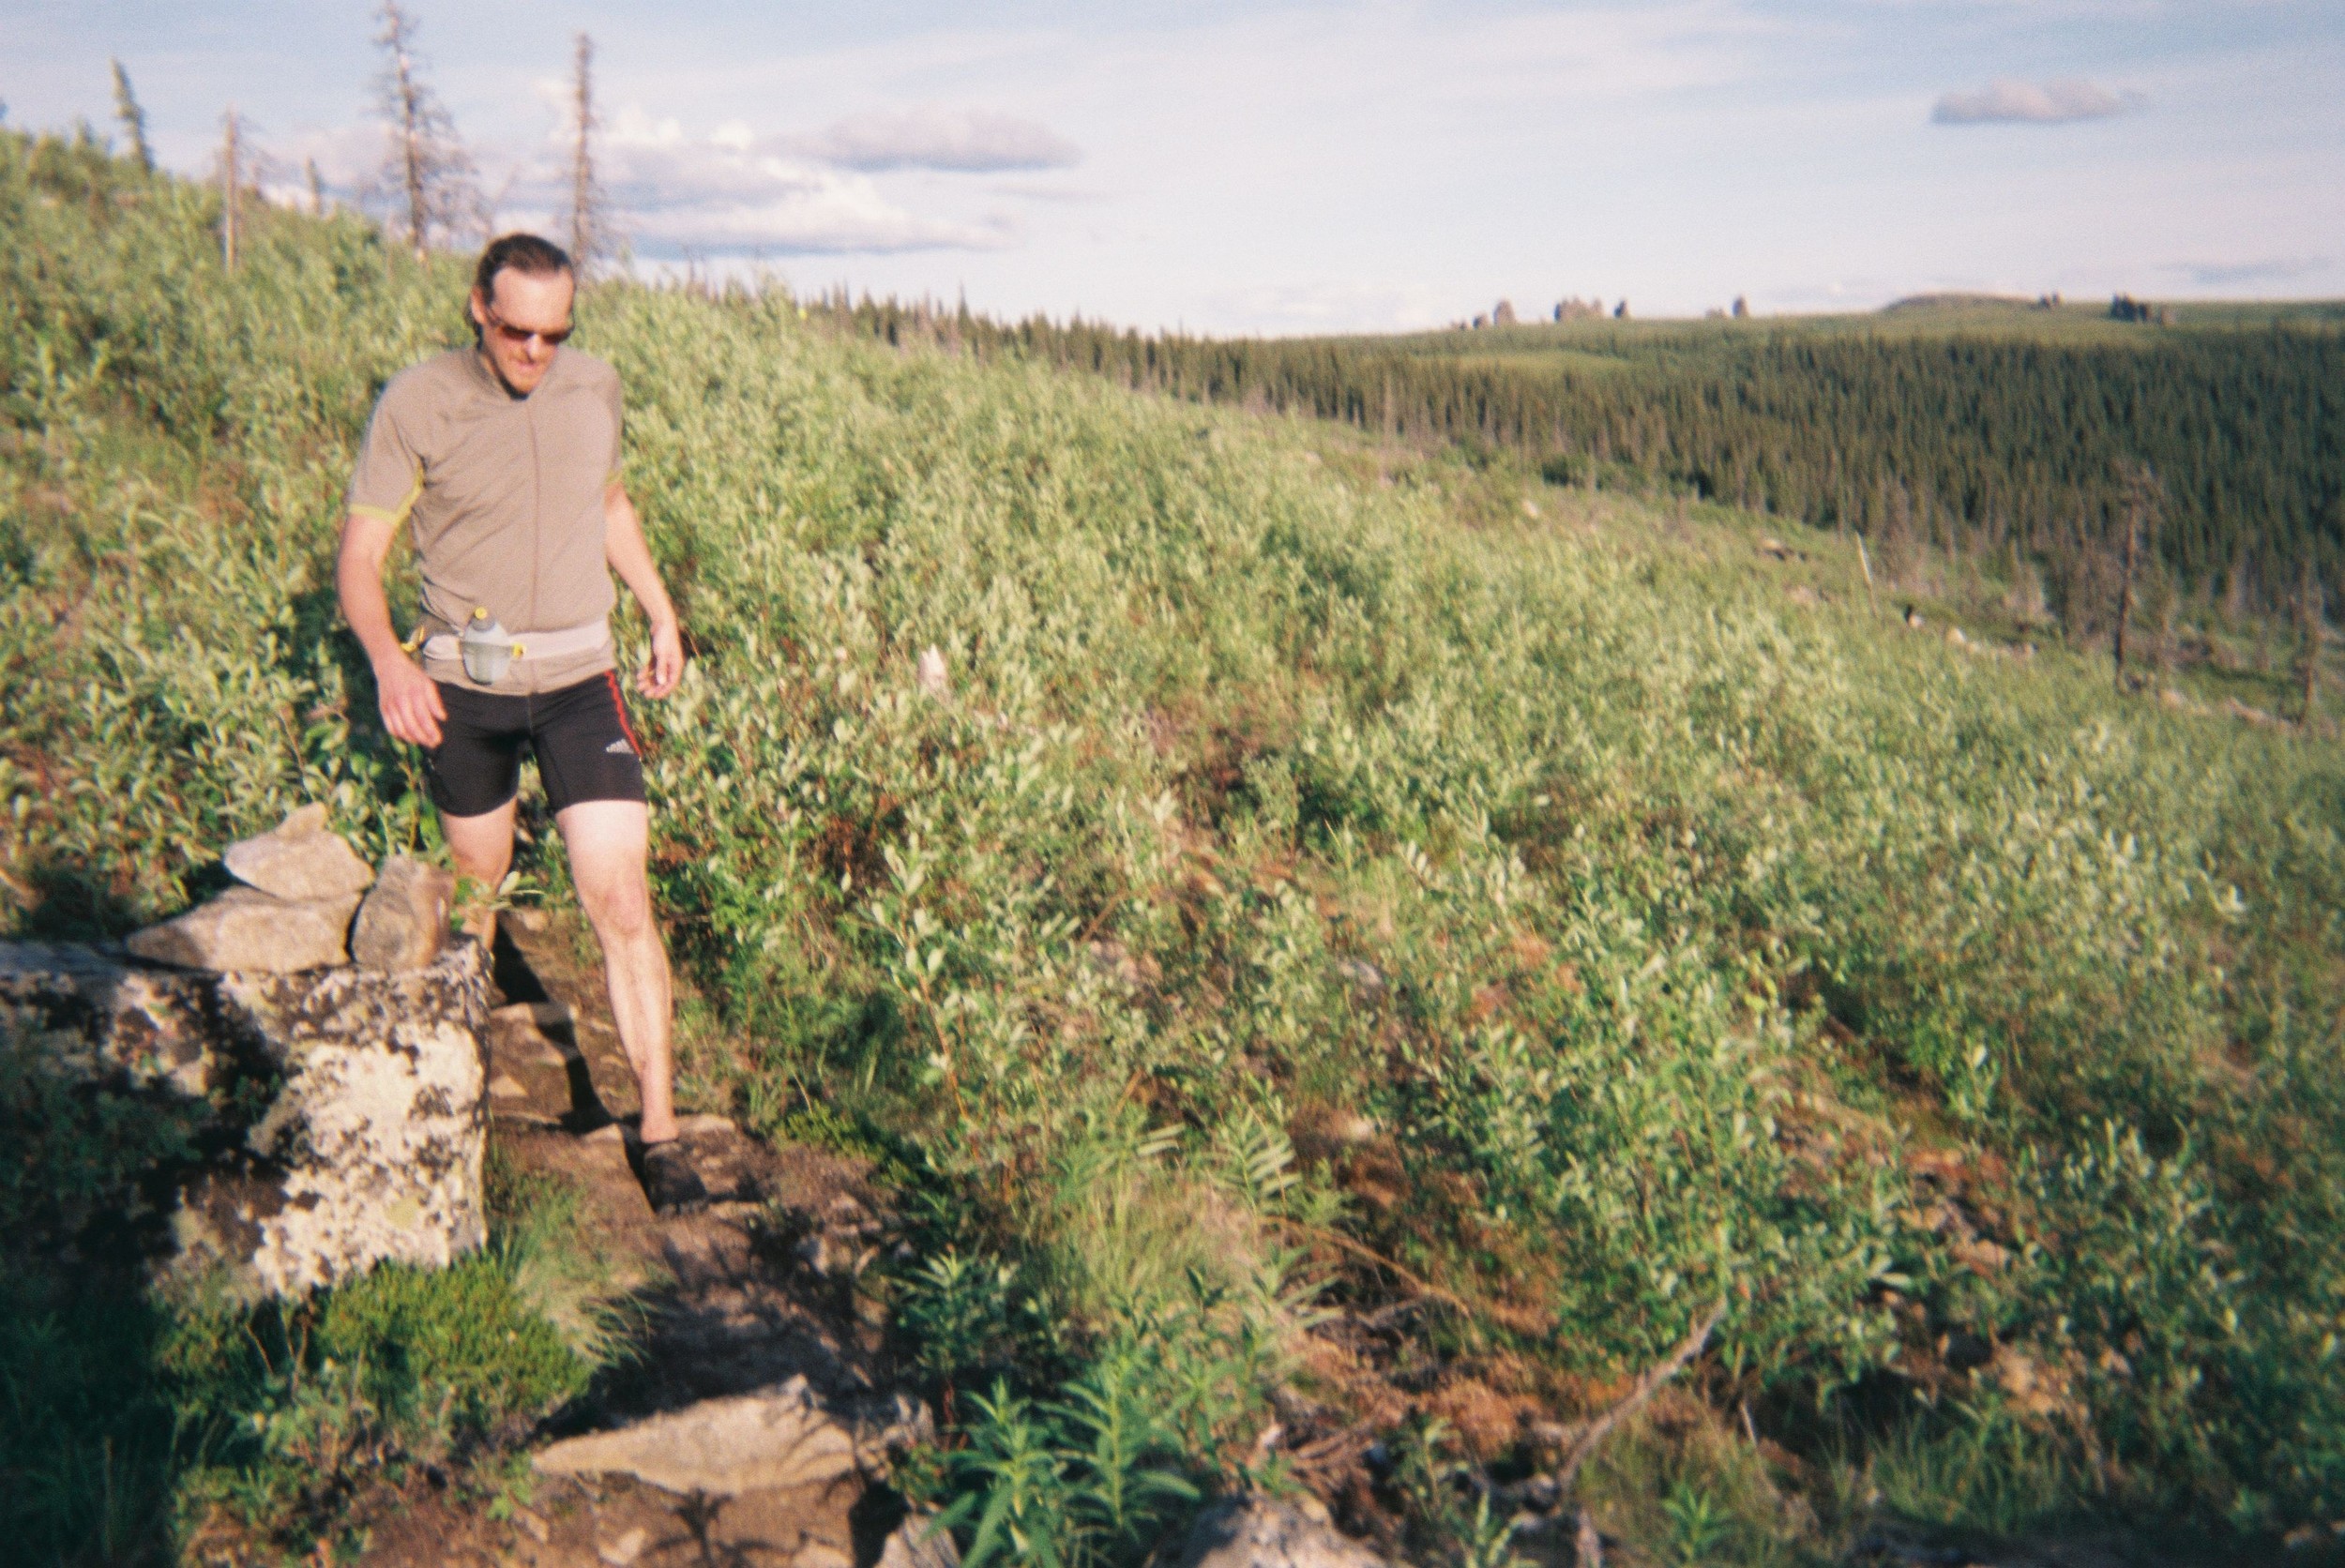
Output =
[{"x1": 605, "y1": 739, "x2": 634, "y2": 755}]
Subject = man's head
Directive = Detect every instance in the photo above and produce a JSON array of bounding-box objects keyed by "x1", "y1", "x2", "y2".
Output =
[{"x1": 468, "y1": 234, "x2": 575, "y2": 396}]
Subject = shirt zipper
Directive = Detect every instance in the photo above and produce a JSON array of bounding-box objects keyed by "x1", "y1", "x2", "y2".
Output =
[{"x1": 526, "y1": 389, "x2": 542, "y2": 690}]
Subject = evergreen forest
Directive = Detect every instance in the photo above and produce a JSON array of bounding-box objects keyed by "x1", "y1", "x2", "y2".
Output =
[{"x1": 818, "y1": 294, "x2": 2345, "y2": 622}]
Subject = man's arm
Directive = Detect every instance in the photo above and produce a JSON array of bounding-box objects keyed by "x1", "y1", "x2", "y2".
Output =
[
  {"x1": 337, "y1": 509, "x2": 447, "y2": 746},
  {"x1": 604, "y1": 480, "x2": 684, "y2": 699}
]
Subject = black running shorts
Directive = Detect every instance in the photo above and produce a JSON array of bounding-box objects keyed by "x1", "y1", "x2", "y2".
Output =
[{"x1": 424, "y1": 672, "x2": 647, "y2": 819}]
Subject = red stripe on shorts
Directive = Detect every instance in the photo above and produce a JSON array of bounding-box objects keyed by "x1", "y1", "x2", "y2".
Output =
[{"x1": 605, "y1": 671, "x2": 647, "y2": 757}]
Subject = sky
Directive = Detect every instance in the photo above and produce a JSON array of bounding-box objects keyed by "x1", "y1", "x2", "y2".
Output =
[{"x1": 3, "y1": 0, "x2": 2340, "y2": 335}]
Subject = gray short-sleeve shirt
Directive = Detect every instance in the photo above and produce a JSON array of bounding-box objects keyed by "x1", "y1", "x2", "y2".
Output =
[{"x1": 347, "y1": 346, "x2": 624, "y2": 695}]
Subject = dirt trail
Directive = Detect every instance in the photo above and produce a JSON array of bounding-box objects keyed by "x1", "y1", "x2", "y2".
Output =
[{"x1": 357, "y1": 916, "x2": 924, "y2": 1568}]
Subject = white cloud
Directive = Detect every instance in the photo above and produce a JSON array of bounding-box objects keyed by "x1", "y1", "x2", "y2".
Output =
[
  {"x1": 2170, "y1": 255, "x2": 2329, "y2": 286},
  {"x1": 596, "y1": 107, "x2": 1009, "y2": 254},
  {"x1": 1931, "y1": 78, "x2": 2141, "y2": 124},
  {"x1": 793, "y1": 107, "x2": 1081, "y2": 173}
]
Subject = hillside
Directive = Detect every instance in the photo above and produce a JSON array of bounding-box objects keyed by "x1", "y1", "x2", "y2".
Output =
[
  {"x1": 8, "y1": 129, "x2": 2345, "y2": 1566},
  {"x1": 820, "y1": 290, "x2": 2345, "y2": 628}
]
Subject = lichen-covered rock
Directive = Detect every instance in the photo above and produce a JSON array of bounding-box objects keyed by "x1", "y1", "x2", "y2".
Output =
[
  {"x1": 126, "y1": 885, "x2": 360, "y2": 972},
  {"x1": 14, "y1": 884, "x2": 492, "y2": 1300},
  {"x1": 141, "y1": 942, "x2": 494, "y2": 1293},
  {"x1": 171, "y1": 938, "x2": 492, "y2": 1297},
  {"x1": 0, "y1": 940, "x2": 221, "y2": 1097},
  {"x1": 351, "y1": 854, "x2": 456, "y2": 972},
  {"x1": 222, "y1": 803, "x2": 374, "y2": 902}
]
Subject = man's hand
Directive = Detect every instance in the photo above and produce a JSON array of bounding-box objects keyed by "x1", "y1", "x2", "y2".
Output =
[
  {"x1": 637, "y1": 618, "x2": 685, "y2": 699},
  {"x1": 375, "y1": 653, "x2": 447, "y2": 746}
]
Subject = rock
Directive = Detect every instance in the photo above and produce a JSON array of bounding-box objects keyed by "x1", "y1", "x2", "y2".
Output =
[
  {"x1": 170, "y1": 940, "x2": 492, "y2": 1296},
  {"x1": 878, "y1": 1514, "x2": 961, "y2": 1568},
  {"x1": 126, "y1": 885, "x2": 360, "y2": 972},
  {"x1": 849, "y1": 1390, "x2": 936, "y2": 1476},
  {"x1": 535, "y1": 1376, "x2": 858, "y2": 1497},
  {"x1": 0, "y1": 941, "x2": 220, "y2": 1098},
  {"x1": 221, "y1": 805, "x2": 374, "y2": 902},
  {"x1": 14, "y1": 934, "x2": 492, "y2": 1297},
  {"x1": 493, "y1": 998, "x2": 574, "y2": 1031},
  {"x1": 598, "y1": 1528, "x2": 650, "y2": 1567},
  {"x1": 351, "y1": 854, "x2": 456, "y2": 972},
  {"x1": 1173, "y1": 1500, "x2": 1390, "y2": 1568}
]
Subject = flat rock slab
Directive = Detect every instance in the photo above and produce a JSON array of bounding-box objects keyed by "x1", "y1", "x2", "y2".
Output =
[
  {"x1": 535, "y1": 1376, "x2": 857, "y2": 1497},
  {"x1": 1175, "y1": 1500, "x2": 1391, "y2": 1568},
  {"x1": 223, "y1": 803, "x2": 375, "y2": 902},
  {"x1": 127, "y1": 884, "x2": 361, "y2": 972}
]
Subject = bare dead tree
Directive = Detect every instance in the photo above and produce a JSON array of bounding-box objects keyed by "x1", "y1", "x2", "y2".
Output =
[
  {"x1": 373, "y1": 1, "x2": 476, "y2": 260},
  {"x1": 219, "y1": 109, "x2": 242, "y2": 271},
  {"x1": 560, "y1": 31, "x2": 614, "y2": 279},
  {"x1": 2111, "y1": 460, "x2": 2162, "y2": 689},
  {"x1": 112, "y1": 60, "x2": 153, "y2": 173}
]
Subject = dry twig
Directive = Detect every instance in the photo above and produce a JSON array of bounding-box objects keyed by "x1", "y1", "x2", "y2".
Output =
[{"x1": 1553, "y1": 1301, "x2": 1727, "y2": 1496}]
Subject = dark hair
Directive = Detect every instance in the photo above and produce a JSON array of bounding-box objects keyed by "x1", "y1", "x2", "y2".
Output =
[{"x1": 472, "y1": 232, "x2": 571, "y2": 311}]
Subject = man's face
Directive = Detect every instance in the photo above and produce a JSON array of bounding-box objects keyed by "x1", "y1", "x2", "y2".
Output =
[{"x1": 469, "y1": 268, "x2": 575, "y2": 396}]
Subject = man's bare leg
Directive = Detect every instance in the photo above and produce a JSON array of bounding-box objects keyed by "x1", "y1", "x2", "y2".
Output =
[
  {"x1": 556, "y1": 799, "x2": 678, "y2": 1144},
  {"x1": 442, "y1": 800, "x2": 519, "y2": 949}
]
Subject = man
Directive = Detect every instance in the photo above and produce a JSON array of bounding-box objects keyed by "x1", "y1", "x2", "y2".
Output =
[{"x1": 337, "y1": 233, "x2": 704, "y2": 1211}]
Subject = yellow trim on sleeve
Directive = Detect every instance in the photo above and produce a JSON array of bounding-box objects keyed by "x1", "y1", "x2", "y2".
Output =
[{"x1": 350, "y1": 466, "x2": 425, "y2": 529}]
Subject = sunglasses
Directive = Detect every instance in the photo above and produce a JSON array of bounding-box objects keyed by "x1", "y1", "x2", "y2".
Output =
[{"x1": 482, "y1": 306, "x2": 573, "y2": 348}]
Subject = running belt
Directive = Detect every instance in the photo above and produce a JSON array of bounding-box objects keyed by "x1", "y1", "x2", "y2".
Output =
[{"x1": 417, "y1": 618, "x2": 613, "y2": 664}]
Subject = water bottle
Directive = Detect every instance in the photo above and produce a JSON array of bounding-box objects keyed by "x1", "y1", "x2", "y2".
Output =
[{"x1": 458, "y1": 607, "x2": 515, "y2": 685}]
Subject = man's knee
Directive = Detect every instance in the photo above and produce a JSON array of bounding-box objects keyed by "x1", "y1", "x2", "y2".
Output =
[
  {"x1": 449, "y1": 841, "x2": 513, "y2": 885},
  {"x1": 441, "y1": 806, "x2": 518, "y2": 882},
  {"x1": 580, "y1": 868, "x2": 653, "y2": 941}
]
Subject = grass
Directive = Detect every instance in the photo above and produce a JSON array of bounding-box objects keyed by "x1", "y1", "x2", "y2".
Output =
[{"x1": 6, "y1": 129, "x2": 2345, "y2": 1563}]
